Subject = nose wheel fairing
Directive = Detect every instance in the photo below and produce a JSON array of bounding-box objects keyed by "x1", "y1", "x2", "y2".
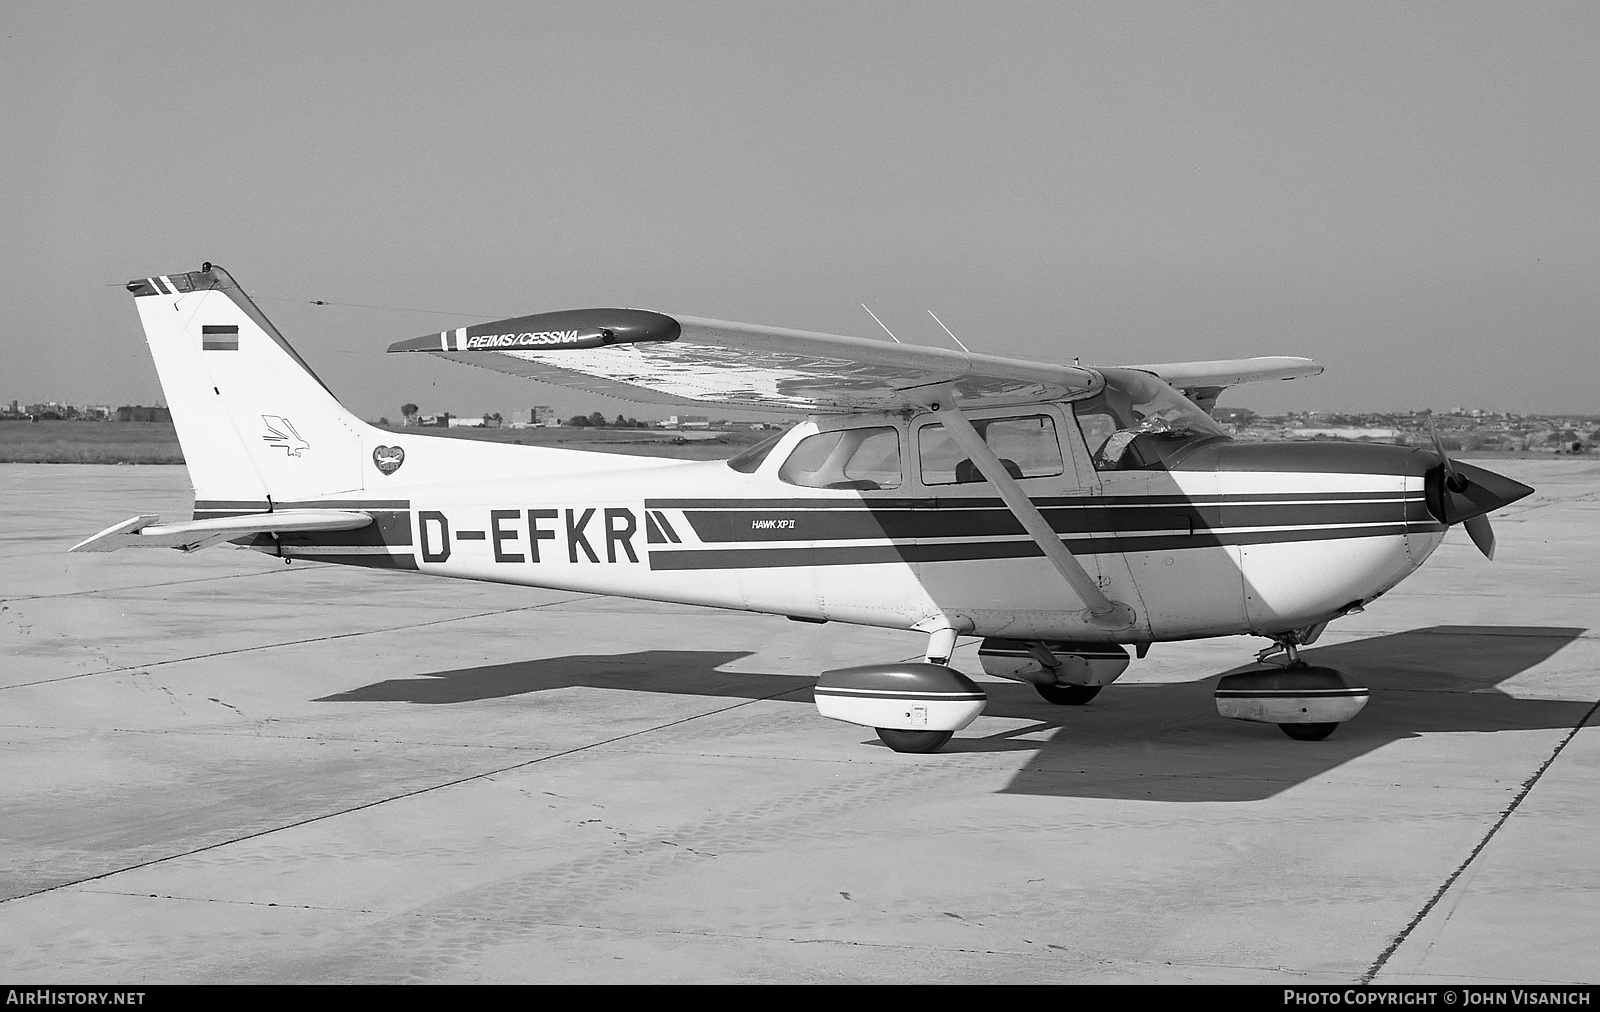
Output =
[{"x1": 1215, "y1": 664, "x2": 1370, "y2": 739}]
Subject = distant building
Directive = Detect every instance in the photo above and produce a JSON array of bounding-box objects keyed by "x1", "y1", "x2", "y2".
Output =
[
  {"x1": 665, "y1": 414, "x2": 710, "y2": 429},
  {"x1": 115, "y1": 406, "x2": 172, "y2": 423},
  {"x1": 508, "y1": 406, "x2": 557, "y2": 428},
  {"x1": 1291, "y1": 427, "x2": 1401, "y2": 441}
]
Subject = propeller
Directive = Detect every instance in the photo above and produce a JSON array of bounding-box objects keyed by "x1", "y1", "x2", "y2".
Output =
[{"x1": 1424, "y1": 413, "x2": 1531, "y2": 559}]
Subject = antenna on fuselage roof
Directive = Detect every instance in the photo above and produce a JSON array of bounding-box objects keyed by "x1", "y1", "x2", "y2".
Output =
[
  {"x1": 926, "y1": 309, "x2": 971, "y2": 355},
  {"x1": 859, "y1": 303, "x2": 902, "y2": 343}
]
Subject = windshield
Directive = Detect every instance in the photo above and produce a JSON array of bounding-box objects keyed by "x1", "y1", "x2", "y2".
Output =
[{"x1": 1073, "y1": 369, "x2": 1229, "y2": 470}]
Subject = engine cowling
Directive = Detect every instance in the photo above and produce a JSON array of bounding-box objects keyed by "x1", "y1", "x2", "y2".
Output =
[
  {"x1": 814, "y1": 663, "x2": 987, "y2": 732},
  {"x1": 978, "y1": 638, "x2": 1131, "y2": 687}
]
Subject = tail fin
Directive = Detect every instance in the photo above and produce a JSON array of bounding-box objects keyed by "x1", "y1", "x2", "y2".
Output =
[{"x1": 129, "y1": 265, "x2": 366, "y2": 503}]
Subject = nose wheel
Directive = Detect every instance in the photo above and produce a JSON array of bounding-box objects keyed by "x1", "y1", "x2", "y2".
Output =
[
  {"x1": 1217, "y1": 634, "x2": 1370, "y2": 740},
  {"x1": 1279, "y1": 721, "x2": 1339, "y2": 741}
]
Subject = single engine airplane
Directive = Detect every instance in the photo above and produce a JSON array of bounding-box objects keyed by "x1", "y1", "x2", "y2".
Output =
[{"x1": 74, "y1": 264, "x2": 1534, "y2": 752}]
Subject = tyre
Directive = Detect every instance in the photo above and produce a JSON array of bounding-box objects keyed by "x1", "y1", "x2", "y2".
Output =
[
  {"x1": 1279, "y1": 722, "x2": 1338, "y2": 741},
  {"x1": 1034, "y1": 683, "x2": 1102, "y2": 705},
  {"x1": 875, "y1": 728, "x2": 954, "y2": 753}
]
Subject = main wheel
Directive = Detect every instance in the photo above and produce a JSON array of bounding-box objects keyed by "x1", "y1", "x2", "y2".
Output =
[
  {"x1": 1279, "y1": 722, "x2": 1339, "y2": 741},
  {"x1": 875, "y1": 728, "x2": 954, "y2": 753},
  {"x1": 1035, "y1": 683, "x2": 1102, "y2": 705}
]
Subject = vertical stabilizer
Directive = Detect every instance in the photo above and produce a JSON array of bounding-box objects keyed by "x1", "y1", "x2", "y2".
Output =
[{"x1": 128, "y1": 265, "x2": 364, "y2": 503}]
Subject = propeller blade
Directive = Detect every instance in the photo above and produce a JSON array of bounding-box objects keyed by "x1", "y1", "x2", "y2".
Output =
[
  {"x1": 1421, "y1": 413, "x2": 1532, "y2": 556},
  {"x1": 1427, "y1": 413, "x2": 1469, "y2": 492},
  {"x1": 1463, "y1": 514, "x2": 1496, "y2": 560}
]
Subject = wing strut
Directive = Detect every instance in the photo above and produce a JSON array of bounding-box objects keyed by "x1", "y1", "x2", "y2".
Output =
[{"x1": 931, "y1": 398, "x2": 1136, "y2": 631}]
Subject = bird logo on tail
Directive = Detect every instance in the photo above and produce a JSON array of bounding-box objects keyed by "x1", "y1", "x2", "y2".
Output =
[{"x1": 261, "y1": 415, "x2": 310, "y2": 457}]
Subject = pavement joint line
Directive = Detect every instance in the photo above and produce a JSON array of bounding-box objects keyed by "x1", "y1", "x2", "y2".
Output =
[
  {"x1": 75, "y1": 887, "x2": 385, "y2": 916},
  {"x1": 386, "y1": 915, "x2": 1063, "y2": 959},
  {"x1": 0, "y1": 565, "x2": 302, "y2": 604},
  {"x1": 0, "y1": 681, "x2": 814, "y2": 909},
  {"x1": 0, "y1": 723, "x2": 570, "y2": 751},
  {"x1": 0, "y1": 595, "x2": 597, "y2": 691},
  {"x1": 1360, "y1": 694, "x2": 1600, "y2": 984},
  {"x1": 397, "y1": 916, "x2": 1329, "y2": 973}
]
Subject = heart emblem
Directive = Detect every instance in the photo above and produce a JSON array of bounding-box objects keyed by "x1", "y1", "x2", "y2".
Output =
[{"x1": 373, "y1": 445, "x2": 405, "y2": 476}]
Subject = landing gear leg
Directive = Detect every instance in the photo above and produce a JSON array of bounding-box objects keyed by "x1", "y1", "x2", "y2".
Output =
[
  {"x1": 1255, "y1": 635, "x2": 1306, "y2": 669},
  {"x1": 923, "y1": 626, "x2": 959, "y2": 665}
]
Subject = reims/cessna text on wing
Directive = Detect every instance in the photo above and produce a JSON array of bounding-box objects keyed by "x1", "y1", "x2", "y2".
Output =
[{"x1": 75, "y1": 265, "x2": 1533, "y2": 752}]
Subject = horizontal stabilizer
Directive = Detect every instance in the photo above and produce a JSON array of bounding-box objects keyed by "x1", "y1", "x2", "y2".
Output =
[{"x1": 71, "y1": 510, "x2": 373, "y2": 554}]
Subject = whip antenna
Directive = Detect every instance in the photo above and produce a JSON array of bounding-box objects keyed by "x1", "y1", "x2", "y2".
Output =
[
  {"x1": 926, "y1": 309, "x2": 970, "y2": 354},
  {"x1": 860, "y1": 304, "x2": 902, "y2": 343}
]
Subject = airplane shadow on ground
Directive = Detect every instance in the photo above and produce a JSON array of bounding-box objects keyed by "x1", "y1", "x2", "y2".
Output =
[
  {"x1": 317, "y1": 625, "x2": 1590, "y2": 803},
  {"x1": 315, "y1": 650, "x2": 806, "y2": 704}
]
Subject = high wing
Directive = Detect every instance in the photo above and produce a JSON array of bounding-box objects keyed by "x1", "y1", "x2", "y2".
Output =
[
  {"x1": 388, "y1": 310, "x2": 1100, "y2": 414},
  {"x1": 70, "y1": 510, "x2": 372, "y2": 553},
  {"x1": 387, "y1": 309, "x2": 1319, "y2": 415},
  {"x1": 1126, "y1": 357, "x2": 1324, "y2": 413}
]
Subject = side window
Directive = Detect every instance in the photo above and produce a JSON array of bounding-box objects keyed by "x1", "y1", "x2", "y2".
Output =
[
  {"x1": 916, "y1": 424, "x2": 965, "y2": 485},
  {"x1": 918, "y1": 414, "x2": 1064, "y2": 486},
  {"x1": 984, "y1": 416, "x2": 1066, "y2": 477},
  {"x1": 777, "y1": 427, "x2": 902, "y2": 490}
]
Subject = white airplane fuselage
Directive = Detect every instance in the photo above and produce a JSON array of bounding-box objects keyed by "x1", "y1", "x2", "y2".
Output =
[{"x1": 211, "y1": 414, "x2": 1447, "y2": 645}]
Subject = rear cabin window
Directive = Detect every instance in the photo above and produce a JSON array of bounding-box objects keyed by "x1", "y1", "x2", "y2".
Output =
[
  {"x1": 777, "y1": 427, "x2": 902, "y2": 490},
  {"x1": 917, "y1": 414, "x2": 1065, "y2": 485},
  {"x1": 725, "y1": 433, "x2": 783, "y2": 473}
]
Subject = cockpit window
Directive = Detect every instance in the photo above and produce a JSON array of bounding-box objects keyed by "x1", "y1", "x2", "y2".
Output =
[
  {"x1": 725, "y1": 433, "x2": 783, "y2": 474},
  {"x1": 918, "y1": 414, "x2": 1064, "y2": 485},
  {"x1": 1074, "y1": 368, "x2": 1229, "y2": 470},
  {"x1": 777, "y1": 427, "x2": 902, "y2": 490}
]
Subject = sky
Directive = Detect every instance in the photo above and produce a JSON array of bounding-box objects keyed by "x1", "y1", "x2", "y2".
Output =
[{"x1": 4, "y1": 1, "x2": 1597, "y2": 419}]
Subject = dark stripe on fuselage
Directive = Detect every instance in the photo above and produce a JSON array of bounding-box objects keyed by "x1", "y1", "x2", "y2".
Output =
[
  {"x1": 194, "y1": 499, "x2": 411, "y2": 513},
  {"x1": 206, "y1": 500, "x2": 416, "y2": 557},
  {"x1": 675, "y1": 498, "x2": 1431, "y2": 544},
  {"x1": 647, "y1": 490, "x2": 1416, "y2": 511},
  {"x1": 195, "y1": 500, "x2": 413, "y2": 548},
  {"x1": 278, "y1": 552, "x2": 419, "y2": 571},
  {"x1": 226, "y1": 510, "x2": 413, "y2": 549},
  {"x1": 647, "y1": 520, "x2": 1440, "y2": 571}
]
